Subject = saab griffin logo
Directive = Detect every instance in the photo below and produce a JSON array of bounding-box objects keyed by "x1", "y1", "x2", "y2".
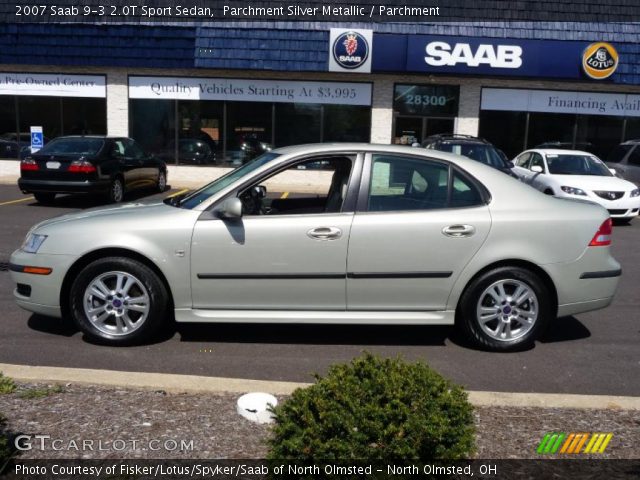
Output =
[
  {"x1": 582, "y1": 42, "x2": 618, "y2": 80},
  {"x1": 332, "y1": 31, "x2": 369, "y2": 69},
  {"x1": 537, "y1": 432, "x2": 613, "y2": 454}
]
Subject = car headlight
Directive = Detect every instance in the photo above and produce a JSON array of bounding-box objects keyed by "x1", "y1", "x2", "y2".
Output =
[
  {"x1": 21, "y1": 233, "x2": 47, "y2": 253},
  {"x1": 631, "y1": 188, "x2": 640, "y2": 197},
  {"x1": 560, "y1": 186, "x2": 587, "y2": 196}
]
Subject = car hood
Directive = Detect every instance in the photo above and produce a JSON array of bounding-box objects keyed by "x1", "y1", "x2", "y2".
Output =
[
  {"x1": 31, "y1": 201, "x2": 177, "y2": 232},
  {"x1": 550, "y1": 174, "x2": 637, "y2": 191}
]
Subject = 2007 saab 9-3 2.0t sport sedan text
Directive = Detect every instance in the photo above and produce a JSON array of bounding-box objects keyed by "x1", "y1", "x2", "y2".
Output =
[{"x1": 9, "y1": 144, "x2": 621, "y2": 351}]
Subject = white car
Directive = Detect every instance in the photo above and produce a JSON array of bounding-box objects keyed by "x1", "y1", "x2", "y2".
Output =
[{"x1": 513, "y1": 149, "x2": 640, "y2": 223}]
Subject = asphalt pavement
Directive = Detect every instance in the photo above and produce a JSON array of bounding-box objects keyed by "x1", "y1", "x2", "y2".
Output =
[{"x1": 0, "y1": 184, "x2": 638, "y2": 396}]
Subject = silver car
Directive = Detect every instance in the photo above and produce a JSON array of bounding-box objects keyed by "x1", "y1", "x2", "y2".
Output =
[{"x1": 9, "y1": 144, "x2": 621, "y2": 351}]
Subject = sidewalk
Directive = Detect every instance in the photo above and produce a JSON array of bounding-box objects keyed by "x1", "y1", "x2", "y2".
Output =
[{"x1": 0, "y1": 159, "x2": 232, "y2": 190}]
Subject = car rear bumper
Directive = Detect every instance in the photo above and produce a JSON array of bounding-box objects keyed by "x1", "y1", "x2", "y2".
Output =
[{"x1": 18, "y1": 178, "x2": 110, "y2": 194}]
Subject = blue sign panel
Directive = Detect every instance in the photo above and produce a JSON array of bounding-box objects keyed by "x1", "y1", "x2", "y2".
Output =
[{"x1": 373, "y1": 34, "x2": 589, "y2": 80}]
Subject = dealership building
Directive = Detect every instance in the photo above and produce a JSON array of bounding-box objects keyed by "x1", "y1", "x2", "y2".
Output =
[{"x1": 2, "y1": 15, "x2": 640, "y2": 161}]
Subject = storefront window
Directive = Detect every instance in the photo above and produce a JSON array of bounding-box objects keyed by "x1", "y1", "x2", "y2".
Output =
[
  {"x1": 323, "y1": 105, "x2": 370, "y2": 142},
  {"x1": 624, "y1": 118, "x2": 640, "y2": 141},
  {"x1": 479, "y1": 111, "x2": 527, "y2": 158},
  {"x1": 18, "y1": 96, "x2": 63, "y2": 139},
  {"x1": 527, "y1": 112, "x2": 576, "y2": 149},
  {"x1": 392, "y1": 84, "x2": 458, "y2": 145},
  {"x1": 275, "y1": 103, "x2": 321, "y2": 147},
  {"x1": 62, "y1": 98, "x2": 107, "y2": 135},
  {"x1": 129, "y1": 99, "x2": 176, "y2": 156},
  {"x1": 0, "y1": 96, "x2": 15, "y2": 139},
  {"x1": 177, "y1": 100, "x2": 222, "y2": 154},
  {"x1": 226, "y1": 102, "x2": 273, "y2": 164},
  {"x1": 575, "y1": 115, "x2": 624, "y2": 158}
]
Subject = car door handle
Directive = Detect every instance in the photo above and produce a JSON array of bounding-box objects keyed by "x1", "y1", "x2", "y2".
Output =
[
  {"x1": 307, "y1": 227, "x2": 342, "y2": 240},
  {"x1": 442, "y1": 224, "x2": 476, "y2": 238}
]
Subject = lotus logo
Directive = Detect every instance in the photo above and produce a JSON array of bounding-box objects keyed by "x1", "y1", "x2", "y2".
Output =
[
  {"x1": 582, "y1": 42, "x2": 619, "y2": 80},
  {"x1": 332, "y1": 31, "x2": 369, "y2": 70}
]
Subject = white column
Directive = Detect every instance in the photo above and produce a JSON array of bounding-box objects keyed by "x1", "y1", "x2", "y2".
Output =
[
  {"x1": 370, "y1": 77, "x2": 393, "y2": 144},
  {"x1": 106, "y1": 70, "x2": 129, "y2": 137},
  {"x1": 456, "y1": 83, "x2": 481, "y2": 136}
]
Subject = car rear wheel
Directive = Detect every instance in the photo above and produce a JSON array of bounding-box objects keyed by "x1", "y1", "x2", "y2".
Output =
[
  {"x1": 33, "y1": 192, "x2": 56, "y2": 204},
  {"x1": 457, "y1": 267, "x2": 552, "y2": 351},
  {"x1": 108, "y1": 177, "x2": 124, "y2": 203},
  {"x1": 157, "y1": 170, "x2": 167, "y2": 192},
  {"x1": 69, "y1": 257, "x2": 168, "y2": 345}
]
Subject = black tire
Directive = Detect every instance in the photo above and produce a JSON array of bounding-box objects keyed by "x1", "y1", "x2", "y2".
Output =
[
  {"x1": 107, "y1": 176, "x2": 124, "y2": 203},
  {"x1": 613, "y1": 217, "x2": 632, "y2": 226},
  {"x1": 157, "y1": 169, "x2": 167, "y2": 192},
  {"x1": 543, "y1": 189, "x2": 554, "y2": 196},
  {"x1": 33, "y1": 192, "x2": 56, "y2": 204},
  {"x1": 456, "y1": 266, "x2": 553, "y2": 351},
  {"x1": 69, "y1": 257, "x2": 168, "y2": 345}
]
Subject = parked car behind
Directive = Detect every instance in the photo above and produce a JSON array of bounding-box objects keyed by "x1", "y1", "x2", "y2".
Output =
[
  {"x1": 421, "y1": 134, "x2": 517, "y2": 178},
  {"x1": 10, "y1": 143, "x2": 621, "y2": 351},
  {"x1": 606, "y1": 140, "x2": 640, "y2": 185},
  {"x1": 18, "y1": 136, "x2": 167, "y2": 204},
  {"x1": 157, "y1": 138, "x2": 217, "y2": 165},
  {"x1": 513, "y1": 148, "x2": 640, "y2": 223}
]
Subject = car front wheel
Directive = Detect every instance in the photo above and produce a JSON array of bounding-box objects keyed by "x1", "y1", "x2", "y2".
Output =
[
  {"x1": 457, "y1": 267, "x2": 552, "y2": 351},
  {"x1": 69, "y1": 257, "x2": 168, "y2": 345}
]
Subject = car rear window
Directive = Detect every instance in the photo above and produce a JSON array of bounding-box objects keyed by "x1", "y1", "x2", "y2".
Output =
[{"x1": 37, "y1": 138, "x2": 104, "y2": 156}]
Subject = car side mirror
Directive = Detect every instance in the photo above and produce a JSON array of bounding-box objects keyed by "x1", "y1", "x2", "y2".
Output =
[
  {"x1": 531, "y1": 165, "x2": 543, "y2": 173},
  {"x1": 609, "y1": 168, "x2": 617, "y2": 176},
  {"x1": 219, "y1": 197, "x2": 243, "y2": 218},
  {"x1": 507, "y1": 161, "x2": 515, "y2": 168}
]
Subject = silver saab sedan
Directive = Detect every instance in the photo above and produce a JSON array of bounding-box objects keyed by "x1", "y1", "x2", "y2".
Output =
[{"x1": 9, "y1": 144, "x2": 621, "y2": 351}]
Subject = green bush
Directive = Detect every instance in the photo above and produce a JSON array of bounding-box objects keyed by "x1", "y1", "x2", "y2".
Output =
[
  {"x1": 0, "y1": 373, "x2": 15, "y2": 395},
  {"x1": 268, "y1": 353, "x2": 475, "y2": 460}
]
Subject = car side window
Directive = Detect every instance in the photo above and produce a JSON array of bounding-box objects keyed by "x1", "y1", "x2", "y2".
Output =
[
  {"x1": 628, "y1": 147, "x2": 640, "y2": 166},
  {"x1": 529, "y1": 153, "x2": 545, "y2": 172},
  {"x1": 450, "y1": 172, "x2": 483, "y2": 208},
  {"x1": 123, "y1": 139, "x2": 146, "y2": 159},
  {"x1": 238, "y1": 155, "x2": 354, "y2": 216},
  {"x1": 111, "y1": 140, "x2": 126, "y2": 158},
  {"x1": 368, "y1": 155, "x2": 453, "y2": 212},
  {"x1": 515, "y1": 152, "x2": 531, "y2": 168}
]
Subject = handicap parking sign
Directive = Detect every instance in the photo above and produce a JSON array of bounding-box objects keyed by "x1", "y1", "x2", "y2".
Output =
[{"x1": 30, "y1": 126, "x2": 43, "y2": 153}]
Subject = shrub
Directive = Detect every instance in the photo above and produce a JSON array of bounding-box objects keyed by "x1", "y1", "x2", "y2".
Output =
[
  {"x1": 0, "y1": 413, "x2": 12, "y2": 471},
  {"x1": 268, "y1": 353, "x2": 475, "y2": 460},
  {"x1": 0, "y1": 373, "x2": 15, "y2": 395}
]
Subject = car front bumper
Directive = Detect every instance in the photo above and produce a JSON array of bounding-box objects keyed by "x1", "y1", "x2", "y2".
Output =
[
  {"x1": 18, "y1": 178, "x2": 111, "y2": 195},
  {"x1": 9, "y1": 248, "x2": 78, "y2": 319}
]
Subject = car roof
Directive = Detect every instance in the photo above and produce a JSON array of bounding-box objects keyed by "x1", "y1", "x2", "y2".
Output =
[{"x1": 525, "y1": 148, "x2": 595, "y2": 156}]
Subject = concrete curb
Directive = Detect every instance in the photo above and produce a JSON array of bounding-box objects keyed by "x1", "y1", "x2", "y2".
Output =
[{"x1": 1, "y1": 363, "x2": 639, "y2": 410}]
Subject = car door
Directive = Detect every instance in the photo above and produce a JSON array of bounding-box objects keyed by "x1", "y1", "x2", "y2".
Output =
[
  {"x1": 189, "y1": 153, "x2": 361, "y2": 310},
  {"x1": 109, "y1": 138, "x2": 140, "y2": 189},
  {"x1": 512, "y1": 152, "x2": 532, "y2": 182},
  {"x1": 528, "y1": 153, "x2": 549, "y2": 191},
  {"x1": 346, "y1": 152, "x2": 491, "y2": 311}
]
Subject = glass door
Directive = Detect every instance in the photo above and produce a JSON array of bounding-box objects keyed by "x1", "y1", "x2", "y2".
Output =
[{"x1": 394, "y1": 117, "x2": 422, "y2": 145}]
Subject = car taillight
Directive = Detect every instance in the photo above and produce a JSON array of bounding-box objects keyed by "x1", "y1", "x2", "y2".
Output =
[
  {"x1": 20, "y1": 159, "x2": 38, "y2": 171},
  {"x1": 589, "y1": 218, "x2": 613, "y2": 247},
  {"x1": 68, "y1": 160, "x2": 96, "y2": 173}
]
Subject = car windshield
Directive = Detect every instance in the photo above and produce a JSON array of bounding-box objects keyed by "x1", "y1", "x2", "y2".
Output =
[
  {"x1": 436, "y1": 143, "x2": 508, "y2": 169},
  {"x1": 546, "y1": 154, "x2": 612, "y2": 176},
  {"x1": 178, "y1": 152, "x2": 280, "y2": 209},
  {"x1": 36, "y1": 137, "x2": 104, "y2": 156}
]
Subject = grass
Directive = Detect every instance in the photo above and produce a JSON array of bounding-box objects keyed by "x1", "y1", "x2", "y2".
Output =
[
  {"x1": 18, "y1": 384, "x2": 65, "y2": 399},
  {"x1": 0, "y1": 374, "x2": 16, "y2": 395}
]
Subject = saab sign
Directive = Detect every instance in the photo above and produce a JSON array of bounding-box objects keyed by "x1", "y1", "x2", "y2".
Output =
[
  {"x1": 373, "y1": 35, "x2": 620, "y2": 80},
  {"x1": 424, "y1": 42, "x2": 522, "y2": 69}
]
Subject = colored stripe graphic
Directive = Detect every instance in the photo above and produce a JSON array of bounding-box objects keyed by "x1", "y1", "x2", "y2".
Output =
[{"x1": 539, "y1": 432, "x2": 614, "y2": 454}]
